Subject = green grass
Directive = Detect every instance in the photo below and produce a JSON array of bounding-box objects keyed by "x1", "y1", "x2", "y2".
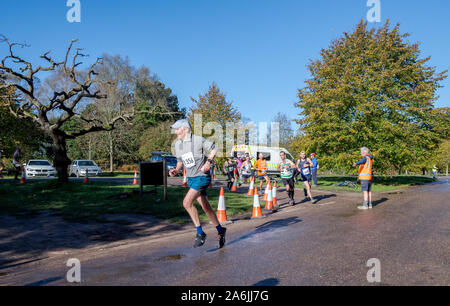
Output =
[
  {"x1": 0, "y1": 180, "x2": 253, "y2": 223},
  {"x1": 295, "y1": 175, "x2": 436, "y2": 192}
]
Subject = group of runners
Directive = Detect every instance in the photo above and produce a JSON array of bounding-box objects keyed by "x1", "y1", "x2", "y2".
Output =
[
  {"x1": 167, "y1": 118, "x2": 376, "y2": 249},
  {"x1": 223, "y1": 151, "x2": 318, "y2": 206}
]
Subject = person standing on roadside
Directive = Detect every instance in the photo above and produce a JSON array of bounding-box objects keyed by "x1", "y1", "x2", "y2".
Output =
[
  {"x1": 310, "y1": 153, "x2": 319, "y2": 186},
  {"x1": 432, "y1": 165, "x2": 438, "y2": 179},
  {"x1": 168, "y1": 119, "x2": 227, "y2": 249},
  {"x1": 12, "y1": 147, "x2": 22, "y2": 180},
  {"x1": 352, "y1": 147, "x2": 374, "y2": 210}
]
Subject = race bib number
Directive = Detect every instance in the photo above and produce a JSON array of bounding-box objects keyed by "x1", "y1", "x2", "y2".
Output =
[
  {"x1": 302, "y1": 167, "x2": 310, "y2": 175},
  {"x1": 182, "y1": 152, "x2": 195, "y2": 169}
]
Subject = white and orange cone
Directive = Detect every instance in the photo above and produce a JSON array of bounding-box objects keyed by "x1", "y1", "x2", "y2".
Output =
[
  {"x1": 247, "y1": 176, "x2": 255, "y2": 196},
  {"x1": 230, "y1": 171, "x2": 238, "y2": 192},
  {"x1": 133, "y1": 170, "x2": 138, "y2": 185},
  {"x1": 262, "y1": 183, "x2": 269, "y2": 201},
  {"x1": 252, "y1": 186, "x2": 263, "y2": 218},
  {"x1": 264, "y1": 182, "x2": 274, "y2": 210},
  {"x1": 20, "y1": 168, "x2": 26, "y2": 184},
  {"x1": 272, "y1": 181, "x2": 278, "y2": 206},
  {"x1": 217, "y1": 187, "x2": 232, "y2": 224},
  {"x1": 182, "y1": 168, "x2": 188, "y2": 187}
]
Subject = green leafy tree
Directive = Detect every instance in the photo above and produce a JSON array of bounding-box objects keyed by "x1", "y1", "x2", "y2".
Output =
[
  {"x1": 138, "y1": 121, "x2": 175, "y2": 159},
  {"x1": 295, "y1": 20, "x2": 447, "y2": 175},
  {"x1": 0, "y1": 82, "x2": 47, "y2": 165},
  {"x1": 433, "y1": 139, "x2": 450, "y2": 176},
  {"x1": 189, "y1": 82, "x2": 241, "y2": 157}
]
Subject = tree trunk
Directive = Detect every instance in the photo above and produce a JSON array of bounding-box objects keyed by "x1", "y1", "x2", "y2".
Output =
[
  {"x1": 446, "y1": 164, "x2": 448, "y2": 176},
  {"x1": 51, "y1": 130, "x2": 71, "y2": 184},
  {"x1": 109, "y1": 131, "x2": 113, "y2": 173},
  {"x1": 88, "y1": 135, "x2": 92, "y2": 160}
]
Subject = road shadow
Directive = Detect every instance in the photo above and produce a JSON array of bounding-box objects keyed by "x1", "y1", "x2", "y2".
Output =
[
  {"x1": 24, "y1": 276, "x2": 64, "y2": 286},
  {"x1": 252, "y1": 278, "x2": 279, "y2": 286},
  {"x1": 226, "y1": 217, "x2": 302, "y2": 247},
  {"x1": 372, "y1": 197, "x2": 388, "y2": 207},
  {"x1": 295, "y1": 193, "x2": 337, "y2": 205},
  {"x1": 309, "y1": 194, "x2": 336, "y2": 204},
  {"x1": 0, "y1": 212, "x2": 187, "y2": 270}
]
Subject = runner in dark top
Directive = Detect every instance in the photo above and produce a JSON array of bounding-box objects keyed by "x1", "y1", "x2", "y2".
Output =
[
  {"x1": 223, "y1": 157, "x2": 237, "y2": 190},
  {"x1": 296, "y1": 151, "x2": 316, "y2": 204}
]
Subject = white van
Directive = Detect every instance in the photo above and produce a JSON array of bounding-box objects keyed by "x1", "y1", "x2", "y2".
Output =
[{"x1": 231, "y1": 145, "x2": 295, "y2": 175}]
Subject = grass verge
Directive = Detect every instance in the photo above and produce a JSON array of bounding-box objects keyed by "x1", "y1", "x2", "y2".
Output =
[{"x1": 0, "y1": 180, "x2": 253, "y2": 223}]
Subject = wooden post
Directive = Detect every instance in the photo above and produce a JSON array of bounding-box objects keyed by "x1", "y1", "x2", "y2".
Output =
[{"x1": 163, "y1": 159, "x2": 167, "y2": 200}]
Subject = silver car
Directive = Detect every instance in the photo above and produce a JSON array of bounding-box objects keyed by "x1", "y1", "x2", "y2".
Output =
[
  {"x1": 69, "y1": 160, "x2": 102, "y2": 177},
  {"x1": 25, "y1": 160, "x2": 57, "y2": 177}
]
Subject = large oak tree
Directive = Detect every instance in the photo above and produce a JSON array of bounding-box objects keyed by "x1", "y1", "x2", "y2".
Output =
[
  {"x1": 0, "y1": 36, "x2": 177, "y2": 182},
  {"x1": 295, "y1": 20, "x2": 448, "y2": 174}
]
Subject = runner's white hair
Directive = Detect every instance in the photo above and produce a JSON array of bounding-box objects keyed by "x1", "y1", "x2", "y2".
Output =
[{"x1": 360, "y1": 147, "x2": 370, "y2": 154}]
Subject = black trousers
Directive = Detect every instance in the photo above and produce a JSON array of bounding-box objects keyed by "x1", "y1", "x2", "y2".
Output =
[{"x1": 14, "y1": 166, "x2": 21, "y2": 179}]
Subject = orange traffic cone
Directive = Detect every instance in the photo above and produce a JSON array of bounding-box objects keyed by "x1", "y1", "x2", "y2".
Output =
[
  {"x1": 182, "y1": 168, "x2": 188, "y2": 187},
  {"x1": 262, "y1": 183, "x2": 269, "y2": 201},
  {"x1": 133, "y1": 170, "x2": 138, "y2": 185},
  {"x1": 230, "y1": 172, "x2": 238, "y2": 192},
  {"x1": 20, "y1": 168, "x2": 26, "y2": 184},
  {"x1": 252, "y1": 186, "x2": 263, "y2": 218},
  {"x1": 247, "y1": 176, "x2": 255, "y2": 196},
  {"x1": 217, "y1": 187, "x2": 228, "y2": 223},
  {"x1": 83, "y1": 169, "x2": 89, "y2": 184},
  {"x1": 264, "y1": 182, "x2": 274, "y2": 210},
  {"x1": 272, "y1": 181, "x2": 278, "y2": 206}
]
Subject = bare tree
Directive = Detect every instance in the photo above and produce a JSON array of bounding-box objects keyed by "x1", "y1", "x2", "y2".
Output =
[{"x1": 0, "y1": 35, "x2": 177, "y2": 183}]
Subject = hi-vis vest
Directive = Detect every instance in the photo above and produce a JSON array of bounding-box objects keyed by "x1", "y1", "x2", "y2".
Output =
[{"x1": 358, "y1": 155, "x2": 373, "y2": 181}]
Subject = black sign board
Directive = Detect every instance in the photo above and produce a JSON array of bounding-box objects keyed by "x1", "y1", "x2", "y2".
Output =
[{"x1": 139, "y1": 161, "x2": 167, "y2": 199}]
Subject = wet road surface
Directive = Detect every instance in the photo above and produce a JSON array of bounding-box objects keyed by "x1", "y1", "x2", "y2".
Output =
[{"x1": 1, "y1": 178, "x2": 449, "y2": 286}]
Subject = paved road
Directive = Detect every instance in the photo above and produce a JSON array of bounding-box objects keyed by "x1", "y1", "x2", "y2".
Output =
[{"x1": 1, "y1": 178, "x2": 449, "y2": 286}]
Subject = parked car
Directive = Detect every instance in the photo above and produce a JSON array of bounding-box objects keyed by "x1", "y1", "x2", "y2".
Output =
[
  {"x1": 25, "y1": 160, "x2": 57, "y2": 177},
  {"x1": 150, "y1": 152, "x2": 180, "y2": 174},
  {"x1": 69, "y1": 160, "x2": 102, "y2": 177}
]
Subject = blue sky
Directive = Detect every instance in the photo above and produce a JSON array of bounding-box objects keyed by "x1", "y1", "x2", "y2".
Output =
[{"x1": 1, "y1": 0, "x2": 449, "y2": 127}]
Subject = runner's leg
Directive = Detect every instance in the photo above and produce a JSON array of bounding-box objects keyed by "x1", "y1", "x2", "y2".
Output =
[
  {"x1": 183, "y1": 189, "x2": 202, "y2": 227},
  {"x1": 197, "y1": 195, "x2": 220, "y2": 227},
  {"x1": 305, "y1": 181, "x2": 313, "y2": 199},
  {"x1": 197, "y1": 193, "x2": 227, "y2": 248}
]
